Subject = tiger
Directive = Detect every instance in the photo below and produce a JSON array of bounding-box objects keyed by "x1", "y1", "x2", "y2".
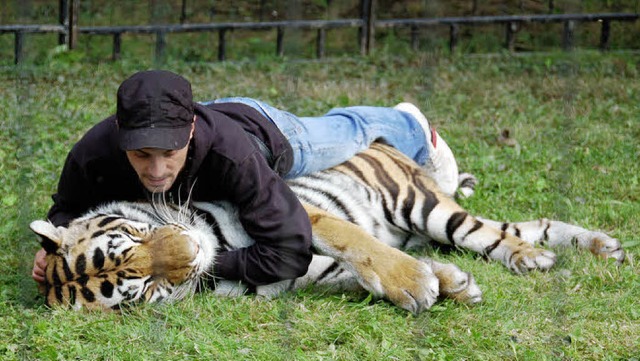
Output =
[{"x1": 30, "y1": 143, "x2": 624, "y2": 313}]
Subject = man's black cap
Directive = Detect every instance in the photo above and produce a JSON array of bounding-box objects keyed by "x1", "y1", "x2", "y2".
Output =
[{"x1": 116, "y1": 70, "x2": 194, "y2": 151}]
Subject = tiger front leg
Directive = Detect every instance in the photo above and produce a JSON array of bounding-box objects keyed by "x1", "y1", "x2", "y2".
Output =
[{"x1": 304, "y1": 204, "x2": 439, "y2": 314}]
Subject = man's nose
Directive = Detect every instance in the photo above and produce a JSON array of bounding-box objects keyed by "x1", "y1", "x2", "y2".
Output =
[{"x1": 148, "y1": 157, "x2": 166, "y2": 176}]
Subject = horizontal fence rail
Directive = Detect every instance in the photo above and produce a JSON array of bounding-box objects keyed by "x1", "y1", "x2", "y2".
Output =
[
  {"x1": 80, "y1": 19, "x2": 364, "y2": 33},
  {"x1": 377, "y1": 13, "x2": 639, "y2": 52},
  {"x1": 377, "y1": 12, "x2": 640, "y2": 26},
  {"x1": 0, "y1": 25, "x2": 66, "y2": 33},
  {"x1": 2, "y1": 13, "x2": 638, "y2": 64},
  {"x1": 79, "y1": 19, "x2": 365, "y2": 61},
  {"x1": 0, "y1": 25, "x2": 66, "y2": 64}
]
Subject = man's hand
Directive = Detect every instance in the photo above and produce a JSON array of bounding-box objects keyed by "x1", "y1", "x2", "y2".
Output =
[{"x1": 32, "y1": 248, "x2": 47, "y2": 284}]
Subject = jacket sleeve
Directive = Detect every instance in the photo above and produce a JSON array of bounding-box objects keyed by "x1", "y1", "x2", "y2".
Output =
[
  {"x1": 212, "y1": 151, "x2": 313, "y2": 286},
  {"x1": 47, "y1": 152, "x2": 96, "y2": 227}
]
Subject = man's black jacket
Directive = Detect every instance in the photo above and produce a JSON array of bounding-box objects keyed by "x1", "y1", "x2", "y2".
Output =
[{"x1": 47, "y1": 102, "x2": 312, "y2": 286}]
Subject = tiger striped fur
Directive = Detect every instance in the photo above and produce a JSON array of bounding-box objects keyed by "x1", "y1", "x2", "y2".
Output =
[{"x1": 30, "y1": 143, "x2": 624, "y2": 312}]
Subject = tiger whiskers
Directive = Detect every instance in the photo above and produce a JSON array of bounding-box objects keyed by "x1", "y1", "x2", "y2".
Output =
[
  {"x1": 192, "y1": 275, "x2": 210, "y2": 294},
  {"x1": 148, "y1": 181, "x2": 199, "y2": 228},
  {"x1": 168, "y1": 265, "x2": 212, "y2": 302},
  {"x1": 168, "y1": 280, "x2": 198, "y2": 302}
]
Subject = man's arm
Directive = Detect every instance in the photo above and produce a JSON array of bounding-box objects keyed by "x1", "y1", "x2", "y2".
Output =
[
  {"x1": 212, "y1": 152, "x2": 313, "y2": 286},
  {"x1": 46, "y1": 151, "x2": 95, "y2": 226}
]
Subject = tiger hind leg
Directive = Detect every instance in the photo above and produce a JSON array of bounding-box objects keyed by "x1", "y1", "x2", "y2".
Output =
[
  {"x1": 348, "y1": 144, "x2": 557, "y2": 274},
  {"x1": 427, "y1": 203, "x2": 558, "y2": 274},
  {"x1": 400, "y1": 185, "x2": 557, "y2": 274},
  {"x1": 477, "y1": 218, "x2": 624, "y2": 263}
]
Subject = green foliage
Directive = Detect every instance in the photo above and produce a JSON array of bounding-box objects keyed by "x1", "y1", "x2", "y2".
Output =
[{"x1": 1, "y1": 50, "x2": 639, "y2": 360}]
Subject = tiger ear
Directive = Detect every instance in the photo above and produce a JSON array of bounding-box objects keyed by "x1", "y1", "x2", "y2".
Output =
[{"x1": 30, "y1": 220, "x2": 63, "y2": 254}]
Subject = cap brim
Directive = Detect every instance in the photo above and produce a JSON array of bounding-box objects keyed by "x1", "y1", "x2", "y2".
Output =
[{"x1": 118, "y1": 125, "x2": 192, "y2": 151}]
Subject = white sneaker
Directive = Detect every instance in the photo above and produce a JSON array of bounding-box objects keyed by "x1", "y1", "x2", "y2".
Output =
[{"x1": 394, "y1": 102, "x2": 459, "y2": 197}]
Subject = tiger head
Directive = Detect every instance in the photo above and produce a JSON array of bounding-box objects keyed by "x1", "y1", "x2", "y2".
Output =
[{"x1": 30, "y1": 205, "x2": 217, "y2": 311}]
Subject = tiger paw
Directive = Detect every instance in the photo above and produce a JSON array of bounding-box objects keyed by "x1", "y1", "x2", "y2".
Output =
[
  {"x1": 507, "y1": 247, "x2": 557, "y2": 274},
  {"x1": 456, "y1": 172, "x2": 478, "y2": 199},
  {"x1": 575, "y1": 231, "x2": 625, "y2": 263},
  {"x1": 423, "y1": 259, "x2": 482, "y2": 304},
  {"x1": 359, "y1": 249, "x2": 440, "y2": 314}
]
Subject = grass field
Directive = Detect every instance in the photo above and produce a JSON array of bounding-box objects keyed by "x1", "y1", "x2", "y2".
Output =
[{"x1": 0, "y1": 49, "x2": 638, "y2": 360}]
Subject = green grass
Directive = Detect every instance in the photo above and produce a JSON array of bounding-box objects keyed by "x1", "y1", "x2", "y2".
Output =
[{"x1": 1, "y1": 50, "x2": 639, "y2": 360}]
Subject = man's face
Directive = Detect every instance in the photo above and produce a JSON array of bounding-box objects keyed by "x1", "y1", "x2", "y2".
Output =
[{"x1": 126, "y1": 144, "x2": 190, "y2": 193}]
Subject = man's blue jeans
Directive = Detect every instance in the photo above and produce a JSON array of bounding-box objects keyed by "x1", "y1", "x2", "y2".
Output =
[{"x1": 201, "y1": 97, "x2": 429, "y2": 179}]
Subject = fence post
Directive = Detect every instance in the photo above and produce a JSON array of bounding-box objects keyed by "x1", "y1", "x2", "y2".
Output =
[
  {"x1": 155, "y1": 31, "x2": 166, "y2": 63},
  {"x1": 68, "y1": 0, "x2": 78, "y2": 49},
  {"x1": 360, "y1": 0, "x2": 375, "y2": 55},
  {"x1": 410, "y1": 25, "x2": 419, "y2": 50},
  {"x1": 15, "y1": 32, "x2": 24, "y2": 65},
  {"x1": 218, "y1": 28, "x2": 227, "y2": 61},
  {"x1": 112, "y1": 33, "x2": 122, "y2": 61},
  {"x1": 316, "y1": 28, "x2": 326, "y2": 58},
  {"x1": 505, "y1": 21, "x2": 517, "y2": 52},
  {"x1": 600, "y1": 19, "x2": 610, "y2": 51},
  {"x1": 180, "y1": 0, "x2": 188, "y2": 24},
  {"x1": 58, "y1": 0, "x2": 68, "y2": 45},
  {"x1": 449, "y1": 24, "x2": 459, "y2": 53},
  {"x1": 562, "y1": 20, "x2": 574, "y2": 51},
  {"x1": 276, "y1": 27, "x2": 284, "y2": 57}
]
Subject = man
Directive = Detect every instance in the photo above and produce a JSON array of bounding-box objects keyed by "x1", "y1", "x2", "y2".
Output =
[{"x1": 32, "y1": 70, "x2": 458, "y2": 288}]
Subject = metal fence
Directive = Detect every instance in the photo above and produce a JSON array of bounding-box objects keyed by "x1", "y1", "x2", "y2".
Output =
[{"x1": 1, "y1": 1, "x2": 638, "y2": 64}]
